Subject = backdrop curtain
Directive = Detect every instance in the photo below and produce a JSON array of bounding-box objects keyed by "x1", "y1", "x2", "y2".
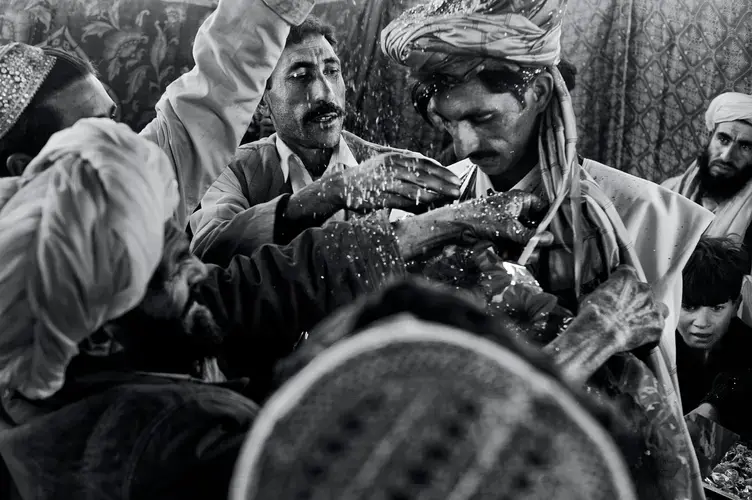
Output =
[{"x1": 2, "y1": 0, "x2": 752, "y2": 181}]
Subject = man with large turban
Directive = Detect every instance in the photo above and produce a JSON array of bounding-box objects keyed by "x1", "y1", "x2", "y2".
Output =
[
  {"x1": 381, "y1": 0, "x2": 714, "y2": 497},
  {"x1": 0, "y1": 118, "x2": 548, "y2": 499},
  {"x1": 663, "y1": 92, "x2": 752, "y2": 325}
]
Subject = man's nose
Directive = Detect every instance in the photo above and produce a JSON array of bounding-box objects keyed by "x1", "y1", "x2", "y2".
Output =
[
  {"x1": 692, "y1": 308, "x2": 711, "y2": 328},
  {"x1": 309, "y1": 72, "x2": 335, "y2": 103},
  {"x1": 719, "y1": 144, "x2": 734, "y2": 162},
  {"x1": 452, "y1": 122, "x2": 481, "y2": 159}
]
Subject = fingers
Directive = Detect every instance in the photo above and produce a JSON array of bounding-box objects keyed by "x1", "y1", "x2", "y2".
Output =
[{"x1": 487, "y1": 190, "x2": 549, "y2": 224}]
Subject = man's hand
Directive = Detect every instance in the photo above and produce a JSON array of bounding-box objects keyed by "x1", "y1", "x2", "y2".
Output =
[
  {"x1": 390, "y1": 191, "x2": 550, "y2": 261},
  {"x1": 328, "y1": 152, "x2": 461, "y2": 212},
  {"x1": 543, "y1": 265, "x2": 667, "y2": 384},
  {"x1": 434, "y1": 190, "x2": 550, "y2": 245},
  {"x1": 577, "y1": 265, "x2": 668, "y2": 353}
]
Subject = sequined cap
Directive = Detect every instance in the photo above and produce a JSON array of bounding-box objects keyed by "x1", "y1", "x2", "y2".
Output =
[{"x1": 0, "y1": 42, "x2": 56, "y2": 140}]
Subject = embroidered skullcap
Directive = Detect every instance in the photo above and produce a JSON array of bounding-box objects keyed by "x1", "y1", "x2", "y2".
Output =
[
  {"x1": 0, "y1": 42, "x2": 56, "y2": 140},
  {"x1": 230, "y1": 316, "x2": 638, "y2": 500},
  {"x1": 381, "y1": 0, "x2": 568, "y2": 77},
  {"x1": 0, "y1": 118, "x2": 179, "y2": 400},
  {"x1": 704, "y1": 92, "x2": 752, "y2": 132}
]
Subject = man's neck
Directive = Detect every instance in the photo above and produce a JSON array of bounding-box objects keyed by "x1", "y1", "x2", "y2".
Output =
[
  {"x1": 488, "y1": 145, "x2": 540, "y2": 192},
  {"x1": 283, "y1": 138, "x2": 335, "y2": 178}
]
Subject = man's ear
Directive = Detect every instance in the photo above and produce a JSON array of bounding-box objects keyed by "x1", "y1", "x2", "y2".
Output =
[
  {"x1": 529, "y1": 72, "x2": 555, "y2": 114},
  {"x1": 258, "y1": 92, "x2": 271, "y2": 116},
  {"x1": 6, "y1": 153, "x2": 32, "y2": 176}
]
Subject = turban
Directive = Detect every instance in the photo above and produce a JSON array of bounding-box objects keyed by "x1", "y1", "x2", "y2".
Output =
[
  {"x1": 704, "y1": 92, "x2": 752, "y2": 132},
  {"x1": 381, "y1": 0, "x2": 567, "y2": 77},
  {"x1": 0, "y1": 43, "x2": 56, "y2": 140},
  {"x1": 0, "y1": 118, "x2": 179, "y2": 400}
]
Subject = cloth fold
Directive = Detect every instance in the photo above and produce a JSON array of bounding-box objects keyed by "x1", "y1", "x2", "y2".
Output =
[
  {"x1": 0, "y1": 118, "x2": 179, "y2": 400},
  {"x1": 381, "y1": 0, "x2": 566, "y2": 78}
]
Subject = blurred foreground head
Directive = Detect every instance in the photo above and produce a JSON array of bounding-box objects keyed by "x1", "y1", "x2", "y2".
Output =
[{"x1": 230, "y1": 279, "x2": 639, "y2": 500}]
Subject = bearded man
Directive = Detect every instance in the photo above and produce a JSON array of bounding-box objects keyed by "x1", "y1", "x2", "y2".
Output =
[
  {"x1": 0, "y1": 0, "x2": 320, "y2": 228},
  {"x1": 0, "y1": 118, "x2": 544, "y2": 499},
  {"x1": 379, "y1": 0, "x2": 713, "y2": 496},
  {"x1": 663, "y1": 92, "x2": 752, "y2": 239}
]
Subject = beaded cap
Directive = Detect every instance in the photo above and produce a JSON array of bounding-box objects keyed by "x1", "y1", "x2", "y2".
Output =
[{"x1": 0, "y1": 42, "x2": 56, "y2": 140}]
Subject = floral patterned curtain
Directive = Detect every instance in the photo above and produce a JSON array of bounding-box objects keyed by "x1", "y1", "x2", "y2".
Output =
[
  {"x1": 2, "y1": 0, "x2": 751, "y2": 181},
  {"x1": 0, "y1": 0, "x2": 215, "y2": 131}
]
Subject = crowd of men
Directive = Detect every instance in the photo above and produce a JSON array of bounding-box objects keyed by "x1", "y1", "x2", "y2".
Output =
[{"x1": 0, "y1": 0, "x2": 751, "y2": 498}]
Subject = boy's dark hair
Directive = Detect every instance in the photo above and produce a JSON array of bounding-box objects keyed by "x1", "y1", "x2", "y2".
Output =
[
  {"x1": 0, "y1": 47, "x2": 98, "y2": 176},
  {"x1": 682, "y1": 236, "x2": 751, "y2": 307},
  {"x1": 287, "y1": 16, "x2": 337, "y2": 48}
]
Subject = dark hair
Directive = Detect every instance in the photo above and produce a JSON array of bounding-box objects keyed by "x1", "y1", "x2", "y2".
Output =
[
  {"x1": 411, "y1": 59, "x2": 577, "y2": 126},
  {"x1": 682, "y1": 236, "x2": 751, "y2": 307},
  {"x1": 0, "y1": 47, "x2": 97, "y2": 176},
  {"x1": 287, "y1": 16, "x2": 337, "y2": 48}
]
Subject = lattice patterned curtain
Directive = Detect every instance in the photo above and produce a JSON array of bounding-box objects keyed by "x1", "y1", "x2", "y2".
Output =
[{"x1": 561, "y1": 0, "x2": 752, "y2": 182}]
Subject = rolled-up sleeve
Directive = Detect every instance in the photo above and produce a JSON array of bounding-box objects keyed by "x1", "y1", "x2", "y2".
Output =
[{"x1": 139, "y1": 0, "x2": 315, "y2": 225}]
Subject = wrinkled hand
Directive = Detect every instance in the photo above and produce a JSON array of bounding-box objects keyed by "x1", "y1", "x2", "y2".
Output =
[
  {"x1": 578, "y1": 265, "x2": 668, "y2": 353},
  {"x1": 439, "y1": 190, "x2": 550, "y2": 246},
  {"x1": 333, "y1": 152, "x2": 460, "y2": 212}
]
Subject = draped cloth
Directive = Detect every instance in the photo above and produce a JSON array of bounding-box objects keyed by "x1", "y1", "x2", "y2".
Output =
[
  {"x1": 382, "y1": 1, "x2": 712, "y2": 496},
  {"x1": 0, "y1": 118, "x2": 179, "y2": 400}
]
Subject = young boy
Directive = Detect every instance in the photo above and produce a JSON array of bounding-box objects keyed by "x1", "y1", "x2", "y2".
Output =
[{"x1": 677, "y1": 236, "x2": 752, "y2": 436}]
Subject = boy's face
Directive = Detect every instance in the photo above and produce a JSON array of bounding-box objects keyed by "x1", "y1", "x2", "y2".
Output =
[{"x1": 678, "y1": 299, "x2": 739, "y2": 350}]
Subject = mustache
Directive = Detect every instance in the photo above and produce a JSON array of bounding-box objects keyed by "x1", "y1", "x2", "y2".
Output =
[{"x1": 303, "y1": 102, "x2": 345, "y2": 123}]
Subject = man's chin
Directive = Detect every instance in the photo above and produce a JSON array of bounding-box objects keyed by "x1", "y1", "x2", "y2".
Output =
[{"x1": 304, "y1": 120, "x2": 343, "y2": 147}]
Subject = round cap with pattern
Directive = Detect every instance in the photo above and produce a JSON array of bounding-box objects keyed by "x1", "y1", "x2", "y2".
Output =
[
  {"x1": 230, "y1": 316, "x2": 637, "y2": 500},
  {"x1": 0, "y1": 42, "x2": 56, "y2": 140}
]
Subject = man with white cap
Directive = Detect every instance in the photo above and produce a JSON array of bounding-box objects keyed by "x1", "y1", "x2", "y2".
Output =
[
  {"x1": 0, "y1": 118, "x2": 548, "y2": 499},
  {"x1": 664, "y1": 92, "x2": 752, "y2": 231}
]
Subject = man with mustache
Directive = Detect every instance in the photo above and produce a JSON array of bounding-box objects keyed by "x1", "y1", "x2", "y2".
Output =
[
  {"x1": 189, "y1": 17, "x2": 461, "y2": 265},
  {"x1": 379, "y1": 0, "x2": 714, "y2": 495},
  {"x1": 663, "y1": 92, "x2": 752, "y2": 259},
  {"x1": 0, "y1": 119, "x2": 544, "y2": 499}
]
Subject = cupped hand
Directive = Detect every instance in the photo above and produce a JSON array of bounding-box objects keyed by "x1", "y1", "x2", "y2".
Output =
[
  {"x1": 441, "y1": 190, "x2": 551, "y2": 246},
  {"x1": 578, "y1": 265, "x2": 668, "y2": 353},
  {"x1": 332, "y1": 152, "x2": 461, "y2": 212}
]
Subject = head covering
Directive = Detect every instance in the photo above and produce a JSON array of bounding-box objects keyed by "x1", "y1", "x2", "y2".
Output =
[
  {"x1": 704, "y1": 92, "x2": 752, "y2": 132},
  {"x1": 0, "y1": 117, "x2": 179, "y2": 400},
  {"x1": 230, "y1": 316, "x2": 638, "y2": 500},
  {"x1": 381, "y1": 0, "x2": 567, "y2": 78},
  {"x1": 0, "y1": 42, "x2": 56, "y2": 140}
]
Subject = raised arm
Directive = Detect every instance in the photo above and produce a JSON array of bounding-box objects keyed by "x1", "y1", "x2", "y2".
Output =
[{"x1": 139, "y1": 0, "x2": 315, "y2": 225}]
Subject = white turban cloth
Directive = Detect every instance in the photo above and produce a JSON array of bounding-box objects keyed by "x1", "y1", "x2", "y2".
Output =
[
  {"x1": 0, "y1": 118, "x2": 179, "y2": 400},
  {"x1": 704, "y1": 92, "x2": 752, "y2": 132},
  {"x1": 381, "y1": 0, "x2": 567, "y2": 77}
]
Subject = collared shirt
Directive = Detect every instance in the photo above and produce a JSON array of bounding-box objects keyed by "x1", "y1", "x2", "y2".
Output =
[{"x1": 274, "y1": 134, "x2": 359, "y2": 193}]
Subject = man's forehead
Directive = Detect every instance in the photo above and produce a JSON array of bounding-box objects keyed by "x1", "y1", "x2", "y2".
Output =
[
  {"x1": 716, "y1": 120, "x2": 752, "y2": 139},
  {"x1": 280, "y1": 36, "x2": 339, "y2": 66}
]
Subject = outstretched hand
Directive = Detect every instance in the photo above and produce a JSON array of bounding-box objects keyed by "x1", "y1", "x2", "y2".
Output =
[{"x1": 329, "y1": 152, "x2": 461, "y2": 212}]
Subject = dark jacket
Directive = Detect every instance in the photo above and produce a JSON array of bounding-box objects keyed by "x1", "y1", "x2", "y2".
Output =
[
  {"x1": 677, "y1": 317, "x2": 752, "y2": 436},
  {"x1": 0, "y1": 218, "x2": 405, "y2": 499}
]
